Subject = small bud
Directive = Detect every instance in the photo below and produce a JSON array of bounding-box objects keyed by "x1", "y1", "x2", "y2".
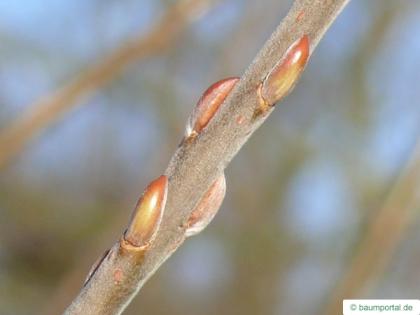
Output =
[
  {"x1": 124, "y1": 175, "x2": 168, "y2": 248},
  {"x1": 186, "y1": 77, "x2": 239, "y2": 137},
  {"x1": 260, "y1": 35, "x2": 309, "y2": 109},
  {"x1": 185, "y1": 174, "x2": 226, "y2": 237}
]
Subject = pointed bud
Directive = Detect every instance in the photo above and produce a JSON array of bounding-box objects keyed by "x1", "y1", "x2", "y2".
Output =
[
  {"x1": 124, "y1": 175, "x2": 168, "y2": 248},
  {"x1": 186, "y1": 77, "x2": 239, "y2": 137},
  {"x1": 185, "y1": 174, "x2": 226, "y2": 237},
  {"x1": 260, "y1": 35, "x2": 309, "y2": 107}
]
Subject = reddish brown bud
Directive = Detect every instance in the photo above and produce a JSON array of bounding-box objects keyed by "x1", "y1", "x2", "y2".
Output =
[
  {"x1": 186, "y1": 77, "x2": 239, "y2": 137},
  {"x1": 259, "y1": 35, "x2": 309, "y2": 110},
  {"x1": 185, "y1": 174, "x2": 226, "y2": 237},
  {"x1": 124, "y1": 175, "x2": 168, "y2": 248}
]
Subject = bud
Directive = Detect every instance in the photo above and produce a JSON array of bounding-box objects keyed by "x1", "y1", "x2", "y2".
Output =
[
  {"x1": 260, "y1": 35, "x2": 309, "y2": 107},
  {"x1": 186, "y1": 77, "x2": 239, "y2": 137},
  {"x1": 124, "y1": 175, "x2": 168, "y2": 248},
  {"x1": 185, "y1": 174, "x2": 226, "y2": 237}
]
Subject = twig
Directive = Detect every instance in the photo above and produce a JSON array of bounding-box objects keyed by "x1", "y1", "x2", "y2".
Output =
[
  {"x1": 64, "y1": 1, "x2": 350, "y2": 314},
  {"x1": 0, "y1": 0, "x2": 217, "y2": 169},
  {"x1": 323, "y1": 136, "x2": 420, "y2": 315}
]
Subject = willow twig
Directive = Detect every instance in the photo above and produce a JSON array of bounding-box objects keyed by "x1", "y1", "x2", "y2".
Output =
[
  {"x1": 64, "y1": 1, "x2": 350, "y2": 314},
  {"x1": 0, "y1": 0, "x2": 217, "y2": 169}
]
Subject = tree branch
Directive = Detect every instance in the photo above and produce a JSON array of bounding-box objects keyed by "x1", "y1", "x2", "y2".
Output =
[
  {"x1": 0, "y1": 0, "x2": 218, "y2": 169},
  {"x1": 64, "y1": 1, "x2": 350, "y2": 314}
]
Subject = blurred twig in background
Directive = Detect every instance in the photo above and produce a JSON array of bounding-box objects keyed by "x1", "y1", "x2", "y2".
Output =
[
  {"x1": 0, "y1": 0, "x2": 218, "y2": 170},
  {"x1": 323, "y1": 135, "x2": 420, "y2": 315},
  {"x1": 320, "y1": 5, "x2": 420, "y2": 314}
]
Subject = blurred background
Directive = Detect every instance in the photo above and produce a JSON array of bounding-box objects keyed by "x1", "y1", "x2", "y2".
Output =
[{"x1": 1, "y1": 0, "x2": 420, "y2": 314}]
